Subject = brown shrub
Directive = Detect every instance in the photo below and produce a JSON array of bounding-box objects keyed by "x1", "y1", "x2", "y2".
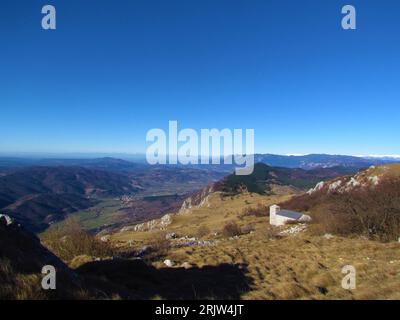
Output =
[{"x1": 221, "y1": 221, "x2": 242, "y2": 237}]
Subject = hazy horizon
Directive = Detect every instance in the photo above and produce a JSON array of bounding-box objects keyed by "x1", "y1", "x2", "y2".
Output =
[{"x1": 1, "y1": 151, "x2": 400, "y2": 160}]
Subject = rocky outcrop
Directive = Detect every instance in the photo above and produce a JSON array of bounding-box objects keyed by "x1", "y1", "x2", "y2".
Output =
[
  {"x1": 179, "y1": 185, "x2": 217, "y2": 214},
  {"x1": 306, "y1": 165, "x2": 395, "y2": 196},
  {"x1": 119, "y1": 214, "x2": 172, "y2": 233}
]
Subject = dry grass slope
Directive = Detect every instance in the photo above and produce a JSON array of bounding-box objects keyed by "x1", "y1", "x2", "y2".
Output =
[{"x1": 109, "y1": 189, "x2": 400, "y2": 300}]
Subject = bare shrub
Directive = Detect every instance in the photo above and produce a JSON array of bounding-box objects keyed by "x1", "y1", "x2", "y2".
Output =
[
  {"x1": 265, "y1": 226, "x2": 280, "y2": 239},
  {"x1": 149, "y1": 231, "x2": 170, "y2": 255},
  {"x1": 241, "y1": 204, "x2": 268, "y2": 217},
  {"x1": 285, "y1": 219, "x2": 300, "y2": 225},
  {"x1": 221, "y1": 221, "x2": 242, "y2": 237},
  {"x1": 41, "y1": 217, "x2": 113, "y2": 263},
  {"x1": 308, "y1": 177, "x2": 400, "y2": 242}
]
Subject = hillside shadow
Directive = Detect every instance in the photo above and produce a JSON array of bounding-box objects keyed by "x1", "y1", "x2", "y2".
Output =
[{"x1": 76, "y1": 259, "x2": 253, "y2": 300}]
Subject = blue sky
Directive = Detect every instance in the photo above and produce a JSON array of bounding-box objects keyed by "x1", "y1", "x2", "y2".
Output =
[{"x1": 1, "y1": 0, "x2": 399, "y2": 156}]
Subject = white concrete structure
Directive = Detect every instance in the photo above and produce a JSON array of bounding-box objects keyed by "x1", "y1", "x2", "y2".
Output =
[
  {"x1": 269, "y1": 205, "x2": 311, "y2": 226},
  {"x1": 0, "y1": 214, "x2": 13, "y2": 226}
]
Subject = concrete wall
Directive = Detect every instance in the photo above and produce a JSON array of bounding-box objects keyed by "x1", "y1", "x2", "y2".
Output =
[
  {"x1": 269, "y1": 205, "x2": 280, "y2": 226},
  {"x1": 273, "y1": 215, "x2": 295, "y2": 226}
]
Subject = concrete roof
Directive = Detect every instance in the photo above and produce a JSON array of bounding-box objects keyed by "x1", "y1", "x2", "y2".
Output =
[{"x1": 277, "y1": 209, "x2": 303, "y2": 220}]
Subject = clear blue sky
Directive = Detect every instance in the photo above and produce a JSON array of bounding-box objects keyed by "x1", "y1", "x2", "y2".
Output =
[{"x1": 1, "y1": 0, "x2": 399, "y2": 155}]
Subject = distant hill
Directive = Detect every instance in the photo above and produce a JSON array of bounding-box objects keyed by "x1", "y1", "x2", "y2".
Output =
[
  {"x1": 179, "y1": 163, "x2": 358, "y2": 213},
  {"x1": 215, "y1": 163, "x2": 358, "y2": 195},
  {"x1": 0, "y1": 157, "x2": 145, "y2": 172},
  {"x1": 0, "y1": 166, "x2": 141, "y2": 232},
  {"x1": 3, "y1": 193, "x2": 94, "y2": 232}
]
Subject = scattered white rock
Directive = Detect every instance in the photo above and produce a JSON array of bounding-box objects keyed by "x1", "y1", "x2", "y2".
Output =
[
  {"x1": 121, "y1": 213, "x2": 173, "y2": 232},
  {"x1": 279, "y1": 224, "x2": 307, "y2": 236},
  {"x1": 119, "y1": 226, "x2": 135, "y2": 233},
  {"x1": 307, "y1": 181, "x2": 325, "y2": 195},
  {"x1": 299, "y1": 214, "x2": 312, "y2": 223},
  {"x1": 100, "y1": 235, "x2": 110, "y2": 242},
  {"x1": 165, "y1": 232, "x2": 177, "y2": 240},
  {"x1": 163, "y1": 259, "x2": 174, "y2": 267},
  {"x1": 170, "y1": 236, "x2": 219, "y2": 248},
  {"x1": 178, "y1": 186, "x2": 218, "y2": 214},
  {"x1": 323, "y1": 233, "x2": 334, "y2": 239},
  {"x1": 346, "y1": 177, "x2": 361, "y2": 190},
  {"x1": 368, "y1": 176, "x2": 380, "y2": 186},
  {"x1": 328, "y1": 180, "x2": 342, "y2": 192},
  {"x1": 181, "y1": 262, "x2": 192, "y2": 269}
]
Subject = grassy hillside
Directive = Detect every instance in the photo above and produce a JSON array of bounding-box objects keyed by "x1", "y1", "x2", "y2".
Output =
[{"x1": 107, "y1": 190, "x2": 400, "y2": 300}]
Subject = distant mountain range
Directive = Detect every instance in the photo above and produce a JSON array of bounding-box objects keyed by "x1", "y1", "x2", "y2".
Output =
[
  {"x1": 1, "y1": 153, "x2": 398, "y2": 172},
  {"x1": 253, "y1": 154, "x2": 396, "y2": 170},
  {"x1": 0, "y1": 157, "x2": 145, "y2": 172}
]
